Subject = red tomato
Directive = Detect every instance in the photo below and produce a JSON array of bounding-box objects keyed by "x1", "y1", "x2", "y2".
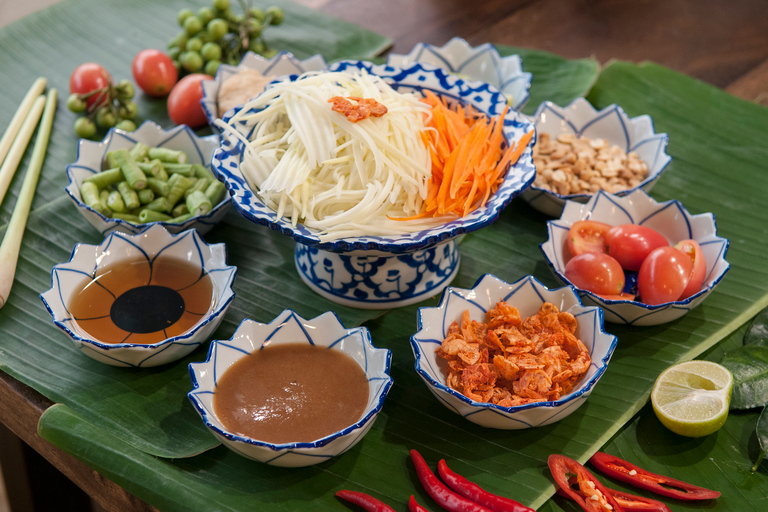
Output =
[
  {"x1": 167, "y1": 73, "x2": 210, "y2": 128},
  {"x1": 564, "y1": 252, "x2": 625, "y2": 296},
  {"x1": 70, "y1": 63, "x2": 112, "y2": 109},
  {"x1": 606, "y1": 224, "x2": 668, "y2": 271},
  {"x1": 567, "y1": 220, "x2": 611, "y2": 257},
  {"x1": 675, "y1": 239, "x2": 707, "y2": 299},
  {"x1": 132, "y1": 49, "x2": 178, "y2": 97},
  {"x1": 637, "y1": 246, "x2": 693, "y2": 305}
]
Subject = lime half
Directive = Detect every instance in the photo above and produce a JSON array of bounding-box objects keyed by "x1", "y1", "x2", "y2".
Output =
[{"x1": 651, "y1": 360, "x2": 733, "y2": 438}]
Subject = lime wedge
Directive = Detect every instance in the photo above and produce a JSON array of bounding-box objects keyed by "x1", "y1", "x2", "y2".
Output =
[{"x1": 651, "y1": 360, "x2": 733, "y2": 438}]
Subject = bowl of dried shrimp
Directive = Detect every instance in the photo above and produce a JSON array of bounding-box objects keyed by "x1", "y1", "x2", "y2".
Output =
[
  {"x1": 211, "y1": 60, "x2": 536, "y2": 309},
  {"x1": 521, "y1": 98, "x2": 671, "y2": 217},
  {"x1": 410, "y1": 274, "x2": 617, "y2": 429}
]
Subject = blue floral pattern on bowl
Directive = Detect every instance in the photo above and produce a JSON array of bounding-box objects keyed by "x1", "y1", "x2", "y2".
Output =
[
  {"x1": 522, "y1": 98, "x2": 672, "y2": 217},
  {"x1": 65, "y1": 121, "x2": 230, "y2": 236},
  {"x1": 540, "y1": 189, "x2": 730, "y2": 325},
  {"x1": 188, "y1": 310, "x2": 393, "y2": 467},
  {"x1": 40, "y1": 225, "x2": 237, "y2": 367},
  {"x1": 410, "y1": 274, "x2": 617, "y2": 429},
  {"x1": 387, "y1": 37, "x2": 532, "y2": 111}
]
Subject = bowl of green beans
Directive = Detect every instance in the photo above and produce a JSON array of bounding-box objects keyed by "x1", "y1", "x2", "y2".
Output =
[{"x1": 65, "y1": 121, "x2": 230, "y2": 236}]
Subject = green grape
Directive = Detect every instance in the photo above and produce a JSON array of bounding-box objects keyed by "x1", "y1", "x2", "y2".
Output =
[
  {"x1": 177, "y1": 8, "x2": 195, "y2": 27},
  {"x1": 115, "y1": 119, "x2": 137, "y2": 132},
  {"x1": 266, "y1": 6, "x2": 284, "y2": 25},
  {"x1": 229, "y1": 13, "x2": 244, "y2": 23},
  {"x1": 168, "y1": 32, "x2": 188, "y2": 50},
  {"x1": 261, "y1": 47, "x2": 278, "y2": 59},
  {"x1": 180, "y1": 51, "x2": 204, "y2": 72},
  {"x1": 248, "y1": 40, "x2": 266, "y2": 54},
  {"x1": 186, "y1": 37, "x2": 203, "y2": 52},
  {"x1": 250, "y1": 8, "x2": 266, "y2": 23},
  {"x1": 74, "y1": 117, "x2": 97, "y2": 139},
  {"x1": 183, "y1": 15, "x2": 203, "y2": 36},
  {"x1": 96, "y1": 107, "x2": 117, "y2": 129},
  {"x1": 201, "y1": 42, "x2": 222, "y2": 62},
  {"x1": 66, "y1": 93, "x2": 86, "y2": 113},
  {"x1": 118, "y1": 101, "x2": 138, "y2": 120},
  {"x1": 198, "y1": 7, "x2": 215, "y2": 26},
  {"x1": 207, "y1": 18, "x2": 228, "y2": 40},
  {"x1": 167, "y1": 47, "x2": 182, "y2": 60},
  {"x1": 247, "y1": 18, "x2": 262, "y2": 36},
  {"x1": 204, "y1": 59, "x2": 221, "y2": 77},
  {"x1": 212, "y1": 0, "x2": 229, "y2": 11},
  {"x1": 115, "y1": 79, "x2": 135, "y2": 100}
]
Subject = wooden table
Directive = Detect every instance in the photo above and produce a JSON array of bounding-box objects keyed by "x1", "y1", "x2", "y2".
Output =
[{"x1": 1, "y1": 0, "x2": 766, "y2": 510}]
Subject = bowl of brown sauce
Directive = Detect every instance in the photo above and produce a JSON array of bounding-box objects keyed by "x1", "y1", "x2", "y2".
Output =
[
  {"x1": 188, "y1": 309, "x2": 393, "y2": 467},
  {"x1": 40, "y1": 224, "x2": 237, "y2": 367}
]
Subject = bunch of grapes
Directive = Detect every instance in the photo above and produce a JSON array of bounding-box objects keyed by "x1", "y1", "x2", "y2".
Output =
[
  {"x1": 168, "y1": 0, "x2": 285, "y2": 77},
  {"x1": 67, "y1": 71, "x2": 138, "y2": 138}
]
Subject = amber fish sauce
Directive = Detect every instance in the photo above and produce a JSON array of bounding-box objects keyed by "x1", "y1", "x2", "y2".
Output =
[{"x1": 68, "y1": 257, "x2": 214, "y2": 345}]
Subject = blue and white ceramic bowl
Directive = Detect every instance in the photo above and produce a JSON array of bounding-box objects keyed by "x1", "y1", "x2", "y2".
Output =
[
  {"x1": 212, "y1": 60, "x2": 536, "y2": 308},
  {"x1": 522, "y1": 98, "x2": 671, "y2": 217},
  {"x1": 65, "y1": 121, "x2": 230, "y2": 236},
  {"x1": 201, "y1": 50, "x2": 328, "y2": 128},
  {"x1": 387, "y1": 37, "x2": 532, "y2": 111},
  {"x1": 410, "y1": 274, "x2": 616, "y2": 429},
  {"x1": 188, "y1": 310, "x2": 393, "y2": 467},
  {"x1": 540, "y1": 189, "x2": 730, "y2": 325},
  {"x1": 40, "y1": 225, "x2": 237, "y2": 367}
]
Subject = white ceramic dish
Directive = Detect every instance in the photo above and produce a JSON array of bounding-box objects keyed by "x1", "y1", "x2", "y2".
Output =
[
  {"x1": 387, "y1": 37, "x2": 532, "y2": 111},
  {"x1": 540, "y1": 189, "x2": 730, "y2": 325},
  {"x1": 522, "y1": 98, "x2": 671, "y2": 217},
  {"x1": 40, "y1": 225, "x2": 237, "y2": 367},
  {"x1": 65, "y1": 121, "x2": 230, "y2": 236},
  {"x1": 188, "y1": 310, "x2": 393, "y2": 467},
  {"x1": 410, "y1": 274, "x2": 617, "y2": 429}
]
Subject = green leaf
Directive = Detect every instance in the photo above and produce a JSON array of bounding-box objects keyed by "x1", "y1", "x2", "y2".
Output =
[
  {"x1": 745, "y1": 306, "x2": 768, "y2": 347},
  {"x1": 752, "y1": 406, "x2": 768, "y2": 472},
  {"x1": 721, "y1": 345, "x2": 768, "y2": 410}
]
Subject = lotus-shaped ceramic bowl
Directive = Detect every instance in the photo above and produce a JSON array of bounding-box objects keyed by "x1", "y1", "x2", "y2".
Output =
[
  {"x1": 211, "y1": 60, "x2": 535, "y2": 309},
  {"x1": 540, "y1": 189, "x2": 730, "y2": 325},
  {"x1": 522, "y1": 98, "x2": 671, "y2": 217},
  {"x1": 387, "y1": 37, "x2": 532, "y2": 111},
  {"x1": 201, "y1": 50, "x2": 328, "y2": 128},
  {"x1": 188, "y1": 310, "x2": 393, "y2": 467},
  {"x1": 40, "y1": 225, "x2": 237, "y2": 367},
  {"x1": 65, "y1": 121, "x2": 230, "y2": 236},
  {"x1": 410, "y1": 274, "x2": 617, "y2": 429}
]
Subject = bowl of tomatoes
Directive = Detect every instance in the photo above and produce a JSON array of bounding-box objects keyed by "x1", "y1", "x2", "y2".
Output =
[{"x1": 540, "y1": 189, "x2": 730, "y2": 325}]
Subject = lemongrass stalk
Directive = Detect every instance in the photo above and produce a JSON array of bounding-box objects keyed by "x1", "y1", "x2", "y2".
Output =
[
  {"x1": 0, "y1": 89, "x2": 57, "y2": 308},
  {"x1": 0, "y1": 96, "x2": 46, "y2": 208},
  {"x1": 0, "y1": 78, "x2": 46, "y2": 167}
]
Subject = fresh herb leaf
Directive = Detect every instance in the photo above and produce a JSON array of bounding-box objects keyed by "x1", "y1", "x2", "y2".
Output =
[
  {"x1": 745, "y1": 306, "x2": 768, "y2": 347},
  {"x1": 720, "y1": 345, "x2": 768, "y2": 410},
  {"x1": 753, "y1": 406, "x2": 768, "y2": 472}
]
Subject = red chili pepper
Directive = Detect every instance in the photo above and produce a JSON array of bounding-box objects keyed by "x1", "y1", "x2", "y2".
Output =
[
  {"x1": 409, "y1": 495, "x2": 431, "y2": 512},
  {"x1": 548, "y1": 454, "x2": 626, "y2": 512},
  {"x1": 335, "y1": 490, "x2": 396, "y2": 512},
  {"x1": 589, "y1": 452, "x2": 720, "y2": 501},
  {"x1": 437, "y1": 459, "x2": 534, "y2": 512},
  {"x1": 557, "y1": 476, "x2": 671, "y2": 512},
  {"x1": 409, "y1": 449, "x2": 494, "y2": 512}
]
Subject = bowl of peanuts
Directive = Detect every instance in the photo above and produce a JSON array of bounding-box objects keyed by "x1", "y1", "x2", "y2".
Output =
[{"x1": 521, "y1": 98, "x2": 671, "y2": 217}]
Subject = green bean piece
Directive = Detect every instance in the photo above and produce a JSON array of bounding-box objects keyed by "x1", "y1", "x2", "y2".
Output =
[
  {"x1": 111, "y1": 212, "x2": 141, "y2": 223},
  {"x1": 205, "y1": 180, "x2": 225, "y2": 204},
  {"x1": 112, "y1": 148, "x2": 146, "y2": 190},
  {"x1": 167, "y1": 174, "x2": 194, "y2": 207},
  {"x1": 80, "y1": 181, "x2": 108, "y2": 214},
  {"x1": 168, "y1": 212, "x2": 193, "y2": 224},
  {"x1": 106, "y1": 190, "x2": 126, "y2": 213},
  {"x1": 186, "y1": 190, "x2": 212, "y2": 216},
  {"x1": 137, "y1": 188, "x2": 155, "y2": 204},
  {"x1": 148, "y1": 147, "x2": 188, "y2": 164},
  {"x1": 171, "y1": 203, "x2": 189, "y2": 217},
  {"x1": 147, "y1": 178, "x2": 170, "y2": 197},
  {"x1": 155, "y1": 166, "x2": 169, "y2": 182},
  {"x1": 84, "y1": 168, "x2": 123, "y2": 189},
  {"x1": 99, "y1": 189, "x2": 110, "y2": 205},
  {"x1": 137, "y1": 160, "x2": 163, "y2": 176},
  {"x1": 184, "y1": 177, "x2": 210, "y2": 198},
  {"x1": 145, "y1": 196, "x2": 171, "y2": 213},
  {"x1": 129, "y1": 142, "x2": 150, "y2": 162},
  {"x1": 163, "y1": 163, "x2": 194, "y2": 176},
  {"x1": 117, "y1": 181, "x2": 141, "y2": 211},
  {"x1": 104, "y1": 151, "x2": 119, "y2": 170},
  {"x1": 192, "y1": 163, "x2": 215, "y2": 181},
  {"x1": 138, "y1": 209, "x2": 172, "y2": 223}
]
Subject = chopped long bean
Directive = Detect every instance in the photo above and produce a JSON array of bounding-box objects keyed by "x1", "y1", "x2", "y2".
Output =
[
  {"x1": 117, "y1": 181, "x2": 140, "y2": 211},
  {"x1": 112, "y1": 148, "x2": 146, "y2": 190},
  {"x1": 186, "y1": 190, "x2": 212, "y2": 215},
  {"x1": 84, "y1": 168, "x2": 123, "y2": 188},
  {"x1": 137, "y1": 188, "x2": 155, "y2": 204},
  {"x1": 148, "y1": 147, "x2": 187, "y2": 163}
]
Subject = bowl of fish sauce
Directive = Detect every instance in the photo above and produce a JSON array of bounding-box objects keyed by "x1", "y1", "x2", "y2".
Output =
[
  {"x1": 40, "y1": 225, "x2": 237, "y2": 367},
  {"x1": 188, "y1": 309, "x2": 393, "y2": 467}
]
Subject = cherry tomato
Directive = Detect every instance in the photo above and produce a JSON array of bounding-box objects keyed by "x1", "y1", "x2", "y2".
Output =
[
  {"x1": 637, "y1": 246, "x2": 693, "y2": 305},
  {"x1": 70, "y1": 63, "x2": 112, "y2": 109},
  {"x1": 132, "y1": 49, "x2": 178, "y2": 97},
  {"x1": 675, "y1": 239, "x2": 707, "y2": 300},
  {"x1": 606, "y1": 224, "x2": 668, "y2": 271},
  {"x1": 167, "y1": 73, "x2": 210, "y2": 127},
  {"x1": 565, "y1": 252, "x2": 625, "y2": 296},
  {"x1": 567, "y1": 220, "x2": 611, "y2": 257}
]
